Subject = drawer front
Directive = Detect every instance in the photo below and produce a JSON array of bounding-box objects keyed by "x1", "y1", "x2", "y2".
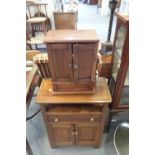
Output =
[{"x1": 47, "y1": 114, "x2": 102, "y2": 123}]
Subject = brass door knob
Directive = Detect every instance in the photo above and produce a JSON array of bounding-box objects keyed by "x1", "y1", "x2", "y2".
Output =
[
  {"x1": 90, "y1": 117, "x2": 94, "y2": 122},
  {"x1": 54, "y1": 118, "x2": 58, "y2": 122},
  {"x1": 74, "y1": 131, "x2": 78, "y2": 135},
  {"x1": 69, "y1": 64, "x2": 72, "y2": 67},
  {"x1": 74, "y1": 65, "x2": 78, "y2": 69}
]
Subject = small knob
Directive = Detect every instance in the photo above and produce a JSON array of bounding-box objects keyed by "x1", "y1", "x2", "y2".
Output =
[
  {"x1": 74, "y1": 131, "x2": 78, "y2": 135},
  {"x1": 69, "y1": 64, "x2": 72, "y2": 67},
  {"x1": 90, "y1": 117, "x2": 94, "y2": 122},
  {"x1": 74, "y1": 65, "x2": 78, "y2": 69},
  {"x1": 72, "y1": 132, "x2": 74, "y2": 135},
  {"x1": 54, "y1": 118, "x2": 58, "y2": 122}
]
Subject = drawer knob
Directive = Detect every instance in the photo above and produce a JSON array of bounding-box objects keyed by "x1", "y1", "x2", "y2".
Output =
[
  {"x1": 74, "y1": 131, "x2": 78, "y2": 135},
  {"x1": 69, "y1": 64, "x2": 72, "y2": 67},
  {"x1": 54, "y1": 118, "x2": 58, "y2": 122},
  {"x1": 90, "y1": 117, "x2": 94, "y2": 122},
  {"x1": 74, "y1": 65, "x2": 78, "y2": 69}
]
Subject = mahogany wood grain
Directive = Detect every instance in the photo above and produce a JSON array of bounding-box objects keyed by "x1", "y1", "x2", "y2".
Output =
[
  {"x1": 45, "y1": 30, "x2": 99, "y2": 94},
  {"x1": 47, "y1": 44, "x2": 73, "y2": 82},
  {"x1": 53, "y1": 12, "x2": 78, "y2": 30},
  {"x1": 44, "y1": 30, "x2": 99, "y2": 43},
  {"x1": 36, "y1": 77, "x2": 112, "y2": 104},
  {"x1": 108, "y1": 13, "x2": 129, "y2": 131},
  {"x1": 36, "y1": 78, "x2": 111, "y2": 148},
  {"x1": 50, "y1": 124, "x2": 75, "y2": 146}
]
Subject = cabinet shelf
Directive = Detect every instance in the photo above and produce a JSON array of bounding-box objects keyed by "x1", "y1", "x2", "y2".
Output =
[{"x1": 46, "y1": 104, "x2": 102, "y2": 114}]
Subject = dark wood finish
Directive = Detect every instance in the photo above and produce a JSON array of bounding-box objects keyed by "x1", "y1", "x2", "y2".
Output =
[
  {"x1": 33, "y1": 53, "x2": 51, "y2": 78},
  {"x1": 53, "y1": 12, "x2": 78, "y2": 30},
  {"x1": 36, "y1": 78, "x2": 112, "y2": 104},
  {"x1": 45, "y1": 30, "x2": 99, "y2": 94},
  {"x1": 26, "y1": 61, "x2": 41, "y2": 155},
  {"x1": 97, "y1": 55, "x2": 112, "y2": 79},
  {"x1": 108, "y1": 13, "x2": 129, "y2": 130},
  {"x1": 50, "y1": 124, "x2": 74, "y2": 146},
  {"x1": 47, "y1": 44, "x2": 73, "y2": 82},
  {"x1": 75, "y1": 123, "x2": 100, "y2": 146},
  {"x1": 44, "y1": 30, "x2": 99, "y2": 43},
  {"x1": 36, "y1": 78, "x2": 111, "y2": 148},
  {"x1": 26, "y1": 65, "x2": 40, "y2": 109},
  {"x1": 88, "y1": 0, "x2": 98, "y2": 5}
]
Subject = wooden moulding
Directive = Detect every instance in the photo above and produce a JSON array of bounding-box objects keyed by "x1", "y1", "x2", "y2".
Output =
[
  {"x1": 36, "y1": 77, "x2": 112, "y2": 104},
  {"x1": 52, "y1": 82, "x2": 95, "y2": 95}
]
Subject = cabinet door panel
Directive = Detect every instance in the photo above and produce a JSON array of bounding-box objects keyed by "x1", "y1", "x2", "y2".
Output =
[
  {"x1": 50, "y1": 124, "x2": 74, "y2": 146},
  {"x1": 73, "y1": 44, "x2": 97, "y2": 83},
  {"x1": 47, "y1": 44, "x2": 72, "y2": 82},
  {"x1": 75, "y1": 123, "x2": 100, "y2": 146}
]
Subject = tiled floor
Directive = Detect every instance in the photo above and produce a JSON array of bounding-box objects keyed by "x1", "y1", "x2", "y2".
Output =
[{"x1": 27, "y1": 2, "x2": 128, "y2": 155}]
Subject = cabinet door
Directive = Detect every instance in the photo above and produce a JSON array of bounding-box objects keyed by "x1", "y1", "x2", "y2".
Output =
[
  {"x1": 73, "y1": 43, "x2": 97, "y2": 83},
  {"x1": 111, "y1": 24, "x2": 129, "y2": 108},
  {"x1": 50, "y1": 124, "x2": 74, "y2": 146},
  {"x1": 75, "y1": 123, "x2": 100, "y2": 146},
  {"x1": 47, "y1": 44, "x2": 73, "y2": 82}
]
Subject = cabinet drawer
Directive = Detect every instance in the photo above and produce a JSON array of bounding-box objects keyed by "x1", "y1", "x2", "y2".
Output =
[{"x1": 47, "y1": 114, "x2": 102, "y2": 123}]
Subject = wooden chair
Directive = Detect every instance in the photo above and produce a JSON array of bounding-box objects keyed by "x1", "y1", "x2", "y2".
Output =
[
  {"x1": 26, "y1": 3, "x2": 51, "y2": 50},
  {"x1": 53, "y1": 11, "x2": 78, "y2": 29},
  {"x1": 26, "y1": 14, "x2": 51, "y2": 50},
  {"x1": 26, "y1": 50, "x2": 42, "y2": 155},
  {"x1": 26, "y1": 50, "x2": 40, "y2": 65},
  {"x1": 26, "y1": 3, "x2": 48, "y2": 35},
  {"x1": 26, "y1": 50, "x2": 41, "y2": 105},
  {"x1": 33, "y1": 53, "x2": 51, "y2": 78}
]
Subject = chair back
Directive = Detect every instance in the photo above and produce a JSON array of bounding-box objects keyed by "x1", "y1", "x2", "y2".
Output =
[
  {"x1": 33, "y1": 53, "x2": 51, "y2": 78},
  {"x1": 53, "y1": 12, "x2": 77, "y2": 29},
  {"x1": 27, "y1": 3, "x2": 48, "y2": 18}
]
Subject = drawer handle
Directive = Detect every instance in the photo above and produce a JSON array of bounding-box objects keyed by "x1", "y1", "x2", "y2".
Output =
[
  {"x1": 90, "y1": 117, "x2": 94, "y2": 122},
  {"x1": 54, "y1": 118, "x2": 58, "y2": 122}
]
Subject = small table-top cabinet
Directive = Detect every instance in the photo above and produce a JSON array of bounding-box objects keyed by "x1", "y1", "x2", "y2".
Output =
[
  {"x1": 36, "y1": 77, "x2": 112, "y2": 148},
  {"x1": 44, "y1": 30, "x2": 99, "y2": 94}
]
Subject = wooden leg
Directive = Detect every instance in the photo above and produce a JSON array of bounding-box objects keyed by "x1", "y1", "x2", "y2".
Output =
[
  {"x1": 26, "y1": 138, "x2": 33, "y2": 155},
  {"x1": 107, "y1": 111, "x2": 113, "y2": 132},
  {"x1": 42, "y1": 22, "x2": 46, "y2": 35},
  {"x1": 107, "y1": 111, "x2": 119, "y2": 132}
]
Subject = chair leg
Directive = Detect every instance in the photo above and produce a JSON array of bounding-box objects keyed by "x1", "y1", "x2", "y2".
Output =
[
  {"x1": 26, "y1": 139, "x2": 33, "y2": 155},
  {"x1": 42, "y1": 21, "x2": 46, "y2": 35}
]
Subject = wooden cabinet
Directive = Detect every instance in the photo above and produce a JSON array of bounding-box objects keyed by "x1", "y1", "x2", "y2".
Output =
[
  {"x1": 50, "y1": 124, "x2": 74, "y2": 146},
  {"x1": 44, "y1": 30, "x2": 99, "y2": 94},
  {"x1": 36, "y1": 78, "x2": 112, "y2": 148},
  {"x1": 50, "y1": 123, "x2": 100, "y2": 147},
  {"x1": 75, "y1": 123, "x2": 100, "y2": 146},
  {"x1": 108, "y1": 13, "x2": 129, "y2": 128}
]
